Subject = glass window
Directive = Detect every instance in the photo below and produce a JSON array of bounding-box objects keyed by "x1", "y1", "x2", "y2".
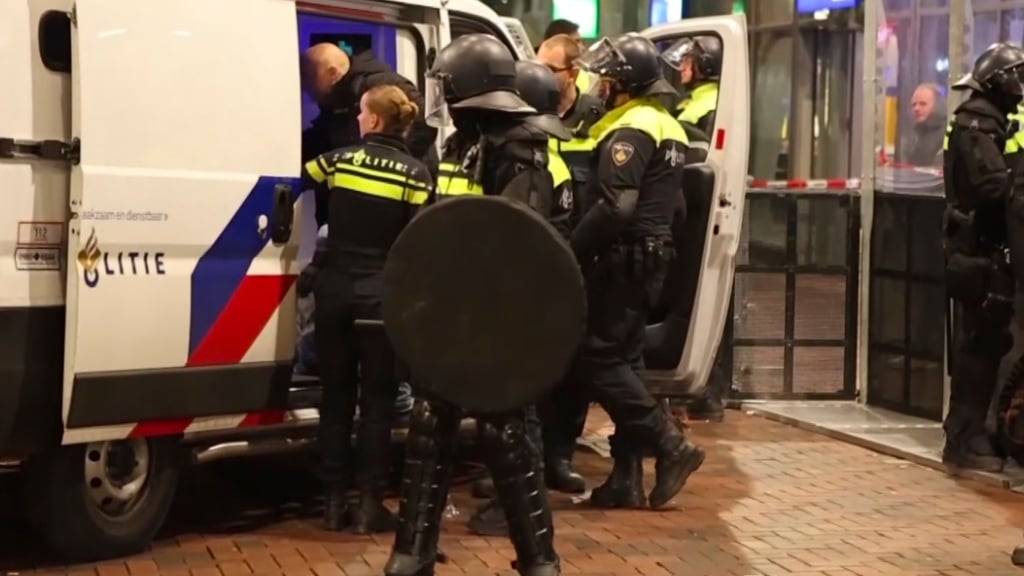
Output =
[
  {"x1": 750, "y1": 1, "x2": 794, "y2": 26},
  {"x1": 810, "y1": 29, "x2": 857, "y2": 178},
  {"x1": 870, "y1": 351, "x2": 906, "y2": 405},
  {"x1": 750, "y1": 33, "x2": 793, "y2": 179},
  {"x1": 972, "y1": 10, "x2": 1000, "y2": 60},
  {"x1": 740, "y1": 196, "x2": 788, "y2": 266},
  {"x1": 796, "y1": 197, "x2": 848, "y2": 267},
  {"x1": 870, "y1": 277, "x2": 906, "y2": 348}
]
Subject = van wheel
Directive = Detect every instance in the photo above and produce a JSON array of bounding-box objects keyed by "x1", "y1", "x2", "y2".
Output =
[{"x1": 24, "y1": 437, "x2": 180, "y2": 561}]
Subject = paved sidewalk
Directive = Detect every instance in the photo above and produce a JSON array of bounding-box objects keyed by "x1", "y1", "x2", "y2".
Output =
[{"x1": 3, "y1": 410, "x2": 1024, "y2": 575}]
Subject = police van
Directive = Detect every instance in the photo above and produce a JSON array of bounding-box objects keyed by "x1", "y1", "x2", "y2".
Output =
[{"x1": 1, "y1": 0, "x2": 749, "y2": 560}]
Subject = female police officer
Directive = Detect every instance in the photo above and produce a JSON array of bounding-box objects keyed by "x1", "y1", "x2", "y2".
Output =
[{"x1": 303, "y1": 85, "x2": 433, "y2": 534}]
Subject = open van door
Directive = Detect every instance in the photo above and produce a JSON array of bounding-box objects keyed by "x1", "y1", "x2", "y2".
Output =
[
  {"x1": 640, "y1": 15, "x2": 750, "y2": 396},
  {"x1": 63, "y1": 0, "x2": 303, "y2": 443}
]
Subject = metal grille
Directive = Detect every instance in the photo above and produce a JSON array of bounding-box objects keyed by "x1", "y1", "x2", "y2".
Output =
[
  {"x1": 868, "y1": 193, "x2": 945, "y2": 421},
  {"x1": 728, "y1": 189, "x2": 860, "y2": 399}
]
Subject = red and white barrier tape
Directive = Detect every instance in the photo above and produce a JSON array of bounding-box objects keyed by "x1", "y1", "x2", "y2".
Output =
[{"x1": 747, "y1": 177, "x2": 861, "y2": 191}]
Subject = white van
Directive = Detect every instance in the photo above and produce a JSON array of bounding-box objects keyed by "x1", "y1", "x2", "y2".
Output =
[{"x1": 0, "y1": 0, "x2": 749, "y2": 560}]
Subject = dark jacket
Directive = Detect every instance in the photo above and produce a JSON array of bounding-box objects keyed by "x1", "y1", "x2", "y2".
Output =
[
  {"x1": 944, "y1": 93, "x2": 1012, "y2": 246},
  {"x1": 903, "y1": 111, "x2": 946, "y2": 167},
  {"x1": 302, "y1": 51, "x2": 438, "y2": 226},
  {"x1": 301, "y1": 132, "x2": 432, "y2": 305}
]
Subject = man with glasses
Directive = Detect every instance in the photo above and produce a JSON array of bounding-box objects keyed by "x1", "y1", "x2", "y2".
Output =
[{"x1": 534, "y1": 33, "x2": 607, "y2": 494}]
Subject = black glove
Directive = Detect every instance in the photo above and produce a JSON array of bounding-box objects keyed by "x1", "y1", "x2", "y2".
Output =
[{"x1": 297, "y1": 264, "x2": 319, "y2": 298}]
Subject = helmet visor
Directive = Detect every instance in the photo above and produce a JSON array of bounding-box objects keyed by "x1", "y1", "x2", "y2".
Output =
[
  {"x1": 661, "y1": 37, "x2": 698, "y2": 71},
  {"x1": 424, "y1": 74, "x2": 450, "y2": 129},
  {"x1": 574, "y1": 38, "x2": 628, "y2": 79}
]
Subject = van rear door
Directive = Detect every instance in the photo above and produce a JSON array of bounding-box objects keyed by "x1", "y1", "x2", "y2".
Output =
[
  {"x1": 640, "y1": 15, "x2": 751, "y2": 395},
  {"x1": 63, "y1": 0, "x2": 303, "y2": 443}
]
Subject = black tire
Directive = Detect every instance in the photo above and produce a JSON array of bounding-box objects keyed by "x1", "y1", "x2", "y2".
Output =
[{"x1": 22, "y1": 437, "x2": 180, "y2": 562}]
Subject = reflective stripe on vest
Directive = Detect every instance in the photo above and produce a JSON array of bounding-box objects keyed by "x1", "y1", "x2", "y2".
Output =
[
  {"x1": 547, "y1": 141, "x2": 571, "y2": 189},
  {"x1": 1007, "y1": 110, "x2": 1024, "y2": 154},
  {"x1": 305, "y1": 156, "x2": 330, "y2": 184},
  {"x1": 575, "y1": 71, "x2": 592, "y2": 95},
  {"x1": 943, "y1": 118, "x2": 953, "y2": 152},
  {"x1": 331, "y1": 168, "x2": 430, "y2": 205},
  {"x1": 590, "y1": 97, "x2": 690, "y2": 146},
  {"x1": 676, "y1": 82, "x2": 719, "y2": 125},
  {"x1": 437, "y1": 162, "x2": 484, "y2": 197}
]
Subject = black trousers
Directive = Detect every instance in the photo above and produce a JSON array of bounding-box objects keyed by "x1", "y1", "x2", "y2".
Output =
[
  {"x1": 945, "y1": 302, "x2": 1012, "y2": 443},
  {"x1": 315, "y1": 272, "x2": 398, "y2": 492},
  {"x1": 577, "y1": 261, "x2": 672, "y2": 458},
  {"x1": 538, "y1": 363, "x2": 589, "y2": 463}
]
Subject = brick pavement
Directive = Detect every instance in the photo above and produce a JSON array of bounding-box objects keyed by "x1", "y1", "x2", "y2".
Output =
[{"x1": 4, "y1": 410, "x2": 1024, "y2": 576}]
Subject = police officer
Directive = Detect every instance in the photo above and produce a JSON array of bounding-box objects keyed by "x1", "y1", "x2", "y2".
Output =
[
  {"x1": 386, "y1": 34, "x2": 561, "y2": 576},
  {"x1": 662, "y1": 36, "x2": 731, "y2": 421},
  {"x1": 572, "y1": 33, "x2": 705, "y2": 510},
  {"x1": 302, "y1": 43, "x2": 437, "y2": 226},
  {"x1": 536, "y1": 32, "x2": 607, "y2": 492},
  {"x1": 538, "y1": 33, "x2": 607, "y2": 199},
  {"x1": 303, "y1": 85, "x2": 433, "y2": 533},
  {"x1": 1002, "y1": 103, "x2": 1024, "y2": 566},
  {"x1": 942, "y1": 42, "x2": 1024, "y2": 472},
  {"x1": 466, "y1": 60, "x2": 578, "y2": 538},
  {"x1": 662, "y1": 36, "x2": 721, "y2": 163}
]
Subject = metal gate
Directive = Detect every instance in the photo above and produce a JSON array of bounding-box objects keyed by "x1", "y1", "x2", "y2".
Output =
[
  {"x1": 728, "y1": 181, "x2": 860, "y2": 399},
  {"x1": 868, "y1": 191, "x2": 945, "y2": 421}
]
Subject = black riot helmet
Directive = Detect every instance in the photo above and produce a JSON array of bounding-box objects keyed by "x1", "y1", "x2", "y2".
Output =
[
  {"x1": 575, "y1": 33, "x2": 678, "y2": 99},
  {"x1": 514, "y1": 61, "x2": 572, "y2": 140},
  {"x1": 953, "y1": 42, "x2": 1024, "y2": 110},
  {"x1": 425, "y1": 33, "x2": 534, "y2": 124},
  {"x1": 662, "y1": 36, "x2": 723, "y2": 84}
]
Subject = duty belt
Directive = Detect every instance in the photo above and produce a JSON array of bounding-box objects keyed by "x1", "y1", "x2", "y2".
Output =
[{"x1": 601, "y1": 237, "x2": 675, "y2": 278}]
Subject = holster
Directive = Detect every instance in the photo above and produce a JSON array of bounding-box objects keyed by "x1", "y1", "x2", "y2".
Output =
[{"x1": 944, "y1": 207, "x2": 993, "y2": 305}]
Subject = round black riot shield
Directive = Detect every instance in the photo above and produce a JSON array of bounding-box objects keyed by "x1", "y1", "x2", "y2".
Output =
[{"x1": 383, "y1": 196, "x2": 586, "y2": 414}]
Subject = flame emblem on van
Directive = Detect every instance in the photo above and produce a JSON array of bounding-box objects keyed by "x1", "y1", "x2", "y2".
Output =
[
  {"x1": 78, "y1": 228, "x2": 101, "y2": 273},
  {"x1": 76, "y1": 227, "x2": 168, "y2": 288}
]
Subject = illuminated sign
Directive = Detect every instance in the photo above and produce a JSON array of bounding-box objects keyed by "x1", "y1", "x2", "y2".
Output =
[
  {"x1": 649, "y1": 0, "x2": 684, "y2": 26},
  {"x1": 552, "y1": 0, "x2": 599, "y2": 38},
  {"x1": 796, "y1": 0, "x2": 859, "y2": 13}
]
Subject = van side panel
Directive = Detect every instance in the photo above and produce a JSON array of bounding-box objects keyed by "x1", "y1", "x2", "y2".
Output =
[
  {"x1": 0, "y1": 1, "x2": 73, "y2": 457},
  {"x1": 0, "y1": 0, "x2": 72, "y2": 308}
]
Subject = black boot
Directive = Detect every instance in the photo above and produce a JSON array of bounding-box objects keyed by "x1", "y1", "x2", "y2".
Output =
[
  {"x1": 351, "y1": 493, "x2": 397, "y2": 534},
  {"x1": 352, "y1": 415, "x2": 398, "y2": 534},
  {"x1": 480, "y1": 416, "x2": 560, "y2": 576},
  {"x1": 385, "y1": 401, "x2": 459, "y2": 576},
  {"x1": 468, "y1": 498, "x2": 508, "y2": 537},
  {"x1": 686, "y1": 396, "x2": 725, "y2": 422},
  {"x1": 323, "y1": 485, "x2": 351, "y2": 531},
  {"x1": 649, "y1": 434, "x2": 705, "y2": 509},
  {"x1": 590, "y1": 453, "x2": 645, "y2": 509},
  {"x1": 943, "y1": 433, "x2": 1004, "y2": 472},
  {"x1": 472, "y1": 476, "x2": 496, "y2": 499},
  {"x1": 544, "y1": 458, "x2": 585, "y2": 494}
]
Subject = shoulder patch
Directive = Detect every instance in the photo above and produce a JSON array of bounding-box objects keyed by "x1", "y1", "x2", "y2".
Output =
[
  {"x1": 611, "y1": 141, "x2": 635, "y2": 166},
  {"x1": 558, "y1": 187, "x2": 574, "y2": 211}
]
